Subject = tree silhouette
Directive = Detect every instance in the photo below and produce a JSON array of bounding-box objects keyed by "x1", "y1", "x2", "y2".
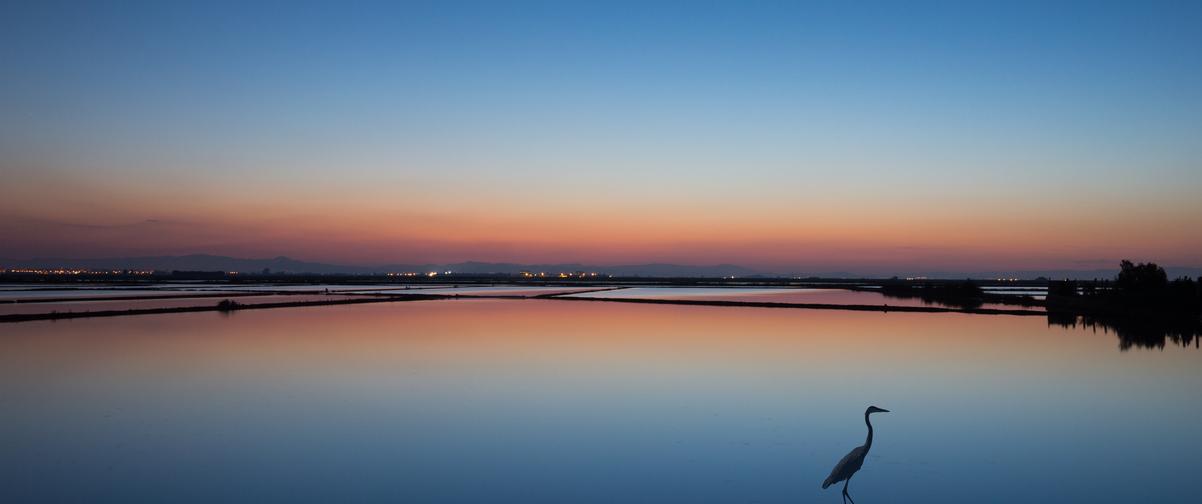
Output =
[{"x1": 1116, "y1": 260, "x2": 1167, "y2": 293}]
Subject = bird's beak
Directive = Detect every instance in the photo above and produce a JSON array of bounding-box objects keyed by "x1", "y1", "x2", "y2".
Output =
[{"x1": 878, "y1": 408, "x2": 890, "y2": 413}]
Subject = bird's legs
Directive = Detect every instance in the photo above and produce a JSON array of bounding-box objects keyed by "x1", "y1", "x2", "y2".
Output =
[{"x1": 842, "y1": 475, "x2": 856, "y2": 504}]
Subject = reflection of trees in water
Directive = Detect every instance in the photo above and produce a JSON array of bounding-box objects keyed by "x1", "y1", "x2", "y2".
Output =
[
  {"x1": 1047, "y1": 312, "x2": 1201, "y2": 351},
  {"x1": 878, "y1": 281, "x2": 986, "y2": 310},
  {"x1": 1046, "y1": 261, "x2": 1200, "y2": 352}
]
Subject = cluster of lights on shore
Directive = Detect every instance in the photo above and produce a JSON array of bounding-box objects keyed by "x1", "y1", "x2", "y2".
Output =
[
  {"x1": 386, "y1": 271, "x2": 454, "y2": 278},
  {"x1": 905, "y1": 277, "x2": 1022, "y2": 282},
  {"x1": 387, "y1": 271, "x2": 605, "y2": 280},
  {"x1": 2, "y1": 268, "x2": 155, "y2": 276},
  {"x1": 3, "y1": 268, "x2": 1031, "y2": 282},
  {"x1": 4, "y1": 268, "x2": 613, "y2": 279},
  {"x1": 520, "y1": 271, "x2": 602, "y2": 279}
]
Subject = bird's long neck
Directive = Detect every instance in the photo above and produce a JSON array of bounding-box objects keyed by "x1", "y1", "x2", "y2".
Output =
[{"x1": 863, "y1": 411, "x2": 874, "y2": 450}]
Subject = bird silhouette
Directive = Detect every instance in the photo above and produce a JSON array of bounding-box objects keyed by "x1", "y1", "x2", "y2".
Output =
[{"x1": 822, "y1": 406, "x2": 889, "y2": 504}]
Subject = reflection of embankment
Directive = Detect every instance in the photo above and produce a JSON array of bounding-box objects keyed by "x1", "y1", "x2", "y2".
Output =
[
  {"x1": 874, "y1": 281, "x2": 1043, "y2": 310},
  {"x1": 2, "y1": 287, "x2": 1052, "y2": 323},
  {"x1": 1047, "y1": 312, "x2": 1201, "y2": 350},
  {"x1": 0, "y1": 294, "x2": 450, "y2": 323},
  {"x1": 0, "y1": 289, "x2": 618, "y2": 323},
  {"x1": 0, "y1": 291, "x2": 268, "y2": 304},
  {"x1": 541, "y1": 294, "x2": 1045, "y2": 315}
]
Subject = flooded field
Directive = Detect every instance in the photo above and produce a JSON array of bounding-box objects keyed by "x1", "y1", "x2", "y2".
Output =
[
  {"x1": 0, "y1": 294, "x2": 361, "y2": 316},
  {"x1": 1, "y1": 299, "x2": 1197, "y2": 502},
  {"x1": 561, "y1": 287, "x2": 1044, "y2": 312}
]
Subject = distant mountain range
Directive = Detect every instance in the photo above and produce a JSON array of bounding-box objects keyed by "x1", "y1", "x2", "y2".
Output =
[{"x1": 3, "y1": 254, "x2": 1199, "y2": 280}]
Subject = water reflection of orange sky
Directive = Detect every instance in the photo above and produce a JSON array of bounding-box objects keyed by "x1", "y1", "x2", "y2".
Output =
[{"x1": 8, "y1": 300, "x2": 1196, "y2": 388}]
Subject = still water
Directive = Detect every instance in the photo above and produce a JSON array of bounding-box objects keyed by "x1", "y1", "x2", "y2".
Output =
[
  {"x1": 0, "y1": 294, "x2": 359, "y2": 316},
  {"x1": 353, "y1": 286, "x2": 600, "y2": 296},
  {"x1": 2, "y1": 299, "x2": 1199, "y2": 502},
  {"x1": 563, "y1": 287, "x2": 1043, "y2": 311},
  {"x1": 0, "y1": 289, "x2": 236, "y2": 301}
]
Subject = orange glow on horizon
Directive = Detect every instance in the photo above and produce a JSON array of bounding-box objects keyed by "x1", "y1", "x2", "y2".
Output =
[{"x1": 3, "y1": 170, "x2": 1200, "y2": 271}]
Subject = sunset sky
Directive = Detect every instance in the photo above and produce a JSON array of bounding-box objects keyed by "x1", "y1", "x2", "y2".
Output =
[{"x1": 2, "y1": 1, "x2": 1200, "y2": 274}]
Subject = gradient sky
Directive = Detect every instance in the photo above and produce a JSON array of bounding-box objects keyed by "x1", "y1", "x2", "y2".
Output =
[{"x1": 2, "y1": 1, "x2": 1200, "y2": 274}]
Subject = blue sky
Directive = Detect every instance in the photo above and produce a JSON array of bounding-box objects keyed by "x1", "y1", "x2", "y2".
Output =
[{"x1": 2, "y1": 1, "x2": 1200, "y2": 271}]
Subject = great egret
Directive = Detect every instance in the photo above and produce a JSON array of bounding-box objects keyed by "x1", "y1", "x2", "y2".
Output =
[{"x1": 822, "y1": 405, "x2": 889, "y2": 504}]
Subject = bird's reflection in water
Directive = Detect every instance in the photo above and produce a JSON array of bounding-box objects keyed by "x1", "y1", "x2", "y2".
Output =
[{"x1": 822, "y1": 406, "x2": 889, "y2": 504}]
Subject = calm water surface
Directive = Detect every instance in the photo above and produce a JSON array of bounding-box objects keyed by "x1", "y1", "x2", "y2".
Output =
[
  {"x1": 377, "y1": 286, "x2": 600, "y2": 296},
  {"x1": 564, "y1": 287, "x2": 1043, "y2": 311},
  {"x1": 0, "y1": 294, "x2": 362, "y2": 316},
  {"x1": 0, "y1": 289, "x2": 232, "y2": 301},
  {"x1": 2, "y1": 299, "x2": 1198, "y2": 502}
]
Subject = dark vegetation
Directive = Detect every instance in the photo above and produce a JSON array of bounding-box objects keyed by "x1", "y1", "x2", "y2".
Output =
[
  {"x1": 1046, "y1": 260, "x2": 1201, "y2": 314},
  {"x1": 878, "y1": 280, "x2": 988, "y2": 309},
  {"x1": 1046, "y1": 261, "x2": 1201, "y2": 350},
  {"x1": 216, "y1": 299, "x2": 242, "y2": 312},
  {"x1": 1048, "y1": 312, "x2": 1200, "y2": 351}
]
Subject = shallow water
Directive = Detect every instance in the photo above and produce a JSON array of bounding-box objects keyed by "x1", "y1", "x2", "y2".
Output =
[
  {"x1": 0, "y1": 294, "x2": 363, "y2": 316},
  {"x1": 370, "y1": 286, "x2": 601, "y2": 296},
  {"x1": 0, "y1": 288, "x2": 213, "y2": 301},
  {"x1": 167, "y1": 284, "x2": 439, "y2": 292},
  {"x1": 563, "y1": 287, "x2": 1043, "y2": 311},
  {"x1": 0, "y1": 283, "x2": 145, "y2": 291},
  {"x1": 1, "y1": 299, "x2": 1198, "y2": 502},
  {"x1": 981, "y1": 286, "x2": 1048, "y2": 300}
]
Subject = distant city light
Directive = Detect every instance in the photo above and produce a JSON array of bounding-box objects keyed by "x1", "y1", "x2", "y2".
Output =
[{"x1": 2, "y1": 268, "x2": 156, "y2": 276}]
